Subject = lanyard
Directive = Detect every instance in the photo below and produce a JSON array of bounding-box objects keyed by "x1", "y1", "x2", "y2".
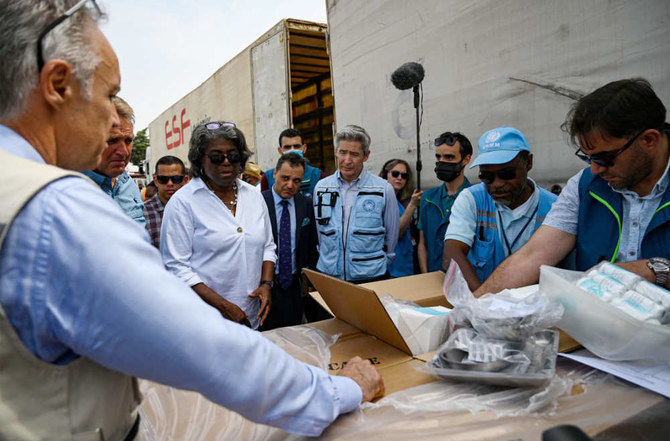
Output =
[{"x1": 497, "y1": 203, "x2": 538, "y2": 256}]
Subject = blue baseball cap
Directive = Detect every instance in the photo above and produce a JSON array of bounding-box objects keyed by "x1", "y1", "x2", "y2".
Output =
[{"x1": 469, "y1": 126, "x2": 531, "y2": 168}]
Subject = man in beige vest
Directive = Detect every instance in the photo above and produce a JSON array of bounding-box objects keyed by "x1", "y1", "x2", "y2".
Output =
[{"x1": 0, "y1": 2, "x2": 383, "y2": 440}]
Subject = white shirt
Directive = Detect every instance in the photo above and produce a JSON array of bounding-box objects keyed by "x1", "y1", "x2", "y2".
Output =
[{"x1": 161, "y1": 177, "x2": 276, "y2": 329}]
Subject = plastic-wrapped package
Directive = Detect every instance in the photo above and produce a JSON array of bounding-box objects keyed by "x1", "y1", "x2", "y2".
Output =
[
  {"x1": 381, "y1": 294, "x2": 451, "y2": 355},
  {"x1": 576, "y1": 261, "x2": 670, "y2": 325},
  {"x1": 540, "y1": 265, "x2": 670, "y2": 361},
  {"x1": 422, "y1": 261, "x2": 563, "y2": 386},
  {"x1": 137, "y1": 325, "x2": 337, "y2": 441}
]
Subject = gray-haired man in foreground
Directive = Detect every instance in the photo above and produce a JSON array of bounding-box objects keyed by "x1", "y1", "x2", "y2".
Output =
[{"x1": 0, "y1": 1, "x2": 382, "y2": 439}]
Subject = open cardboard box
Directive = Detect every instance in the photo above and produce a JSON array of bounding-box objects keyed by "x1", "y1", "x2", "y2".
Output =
[
  {"x1": 305, "y1": 269, "x2": 581, "y2": 396},
  {"x1": 304, "y1": 269, "x2": 442, "y2": 395}
]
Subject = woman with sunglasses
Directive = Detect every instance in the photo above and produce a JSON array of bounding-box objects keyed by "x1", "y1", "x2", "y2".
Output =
[
  {"x1": 160, "y1": 121, "x2": 276, "y2": 329},
  {"x1": 380, "y1": 159, "x2": 422, "y2": 277}
]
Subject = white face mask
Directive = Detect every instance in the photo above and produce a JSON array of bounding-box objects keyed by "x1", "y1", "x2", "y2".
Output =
[{"x1": 286, "y1": 149, "x2": 304, "y2": 157}]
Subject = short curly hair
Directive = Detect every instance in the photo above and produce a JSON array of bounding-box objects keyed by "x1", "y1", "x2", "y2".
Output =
[{"x1": 188, "y1": 121, "x2": 252, "y2": 179}]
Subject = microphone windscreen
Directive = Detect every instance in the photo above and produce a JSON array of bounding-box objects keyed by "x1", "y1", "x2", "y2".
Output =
[{"x1": 391, "y1": 62, "x2": 425, "y2": 90}]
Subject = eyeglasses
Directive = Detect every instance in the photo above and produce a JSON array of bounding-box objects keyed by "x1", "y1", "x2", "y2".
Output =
[
  {"x1": 37, "y1": 0, "x2": 101, "y2": 72},
  {"x1": 574, "y1": 129, "x2": 646, "y2": 168},
  {"x1": 206, "y1": 152, "x2": 242, "y2": 164},
  {"x1": 205, "y1": 121, "x2": 236, "y2": 130},
  {"x1": 478, "y1": 168, "x2": 517, "y2": 184},
  {"x1": 156, "y1": 175, "x2": 186, "y2": 185},
  {"x1": 389, "y1": 170, "x2": 409, "y2": 180},
  {"x1": 434, "y1": 134, "x2": 459, "y2": 147}
]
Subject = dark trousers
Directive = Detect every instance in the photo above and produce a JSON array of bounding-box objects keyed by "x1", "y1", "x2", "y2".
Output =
[{"x1": 260, "y1": 274, "x2": 303, "y2": 331}]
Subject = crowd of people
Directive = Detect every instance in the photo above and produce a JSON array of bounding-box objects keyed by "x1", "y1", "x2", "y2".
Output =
[{"x1": 1, "y1": 1, "x2": 670, "y2": 439}]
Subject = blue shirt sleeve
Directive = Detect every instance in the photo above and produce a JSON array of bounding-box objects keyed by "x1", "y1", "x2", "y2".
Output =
[
  {"x1": 542, "y1": 169, "x2": 583, "y2": 235},
  {"x1": 0, "y1": 176, "x2": 361, "y2": 436},
  {"x1": 444, "y1": 190, "x2": 478, "y2": 246}
]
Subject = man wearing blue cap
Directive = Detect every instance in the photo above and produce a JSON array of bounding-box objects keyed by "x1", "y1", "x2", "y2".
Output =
[
  {"x1": 443, "y1": 126, "x2": 557, "y2": 291},
  {"x1": 475, "y1": 79, "x2": 670, "y2": 297}
]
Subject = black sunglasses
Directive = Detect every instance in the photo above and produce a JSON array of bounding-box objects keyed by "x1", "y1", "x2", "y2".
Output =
[
  {"x1": 478, "y1": 168, "x2": 517, "y2": 184},
  {"x1": 389, "y1": 170, "x2": 409, "y2": 180},
  {"x1": 434, "y1": 134, "x2": 459, "y2": 147},
  {"x1": 206, "y1": 152, "x2": 243, "y2": 164},
  {"x1": 156, "y1": 175, "x2": 186, "y2": 185},
  {"x1": 574, "y1": 129, "x2": 645, "y2": 168},
  {"x1": 37, "y1": 0, "x2": 101, "y2": 72},
  {"x1": 205, "y1": 121, "x2": 236, "y2": 130}
]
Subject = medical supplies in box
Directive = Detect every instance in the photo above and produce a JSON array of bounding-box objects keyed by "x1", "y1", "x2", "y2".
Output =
[
  {"x1": 382, "y1": 295, "x2": 451, "y2": 356},
  {"x1": 420, "y1": 262, "x2": 563, "y2": 387},
  {"x1": 539, "y1": 264, "x2": 670, "y2": 361}
]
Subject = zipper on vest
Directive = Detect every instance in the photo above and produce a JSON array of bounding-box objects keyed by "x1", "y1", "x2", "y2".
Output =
[
  {"x1": 589, "y1": 191, "x2": 622, "y2": 262},
  {"x1": 353, "y1": 231, "x2": 384, "y2": 236},
  {"x1": 343, "y1": 205, "x2": 349, "y2": 280}
]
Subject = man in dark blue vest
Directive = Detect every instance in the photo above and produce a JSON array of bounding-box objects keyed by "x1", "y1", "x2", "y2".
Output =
[
  {"x1": 260, "y1": 128, "x2": 325, "y2": 199},
  {"x1": 444, "y1": 127, "x2": 557, "y2": 291},
  {"x1": 475, "y1": 78, "x2": 670, "y2": 296}
]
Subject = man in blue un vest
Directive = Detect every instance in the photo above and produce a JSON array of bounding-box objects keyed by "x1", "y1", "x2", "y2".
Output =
[
  {"x1": 313, "y1": 125, "x2": 399, "y2": 282},
  {"x1": 443, "y1": 127, "x2": 557, "y2": 291},
  {"x1": 475, "y1": 78, "x2": 670, "y2": 296},
  {"x1": 261, "y1": 128, "x2": 326, "y2": 199}
]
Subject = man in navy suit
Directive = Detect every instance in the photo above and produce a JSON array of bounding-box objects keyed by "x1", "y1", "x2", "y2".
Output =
[{"x1": 261, "y1": 153, "x2": 321, "y2": 330}]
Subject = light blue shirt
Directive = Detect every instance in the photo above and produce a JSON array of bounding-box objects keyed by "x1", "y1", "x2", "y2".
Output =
[
  {"x1": 332, "y1": 169, "x2": 399, "y2": 264},
  {"x1": 0, "y1": 126, "x2": 361, "y2": 436},
  {"x1": 83, "y1": 169, "x2": 145, "y2": 226},
  {"x1": 271, "y1": 188, "x2": 297, "y2": 274},
  {"x1": 543, "y1": 165, "x2": 670, "y2": 262},
  {"x1": 445, "y1": 179, "x2": 544, "y2": 256}
]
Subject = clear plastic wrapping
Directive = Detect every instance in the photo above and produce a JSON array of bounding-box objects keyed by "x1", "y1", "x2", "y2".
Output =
[
  {"x1": 137, "y1": 325, "x2": 337, "y2": 441},
  {"x1": 540, "y1": 265, "x2": 670, "y2": 361},
  {"x1": 422, "y1": 261, "x2": 564, "y2": 386}
]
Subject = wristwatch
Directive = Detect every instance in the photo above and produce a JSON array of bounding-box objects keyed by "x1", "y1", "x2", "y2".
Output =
[
  {"x1": 646, "y1": 257, "x2": 670, "y2": 286},
  {"x1": 260, "y1": 279, "x2": 274, "y2": 288}
]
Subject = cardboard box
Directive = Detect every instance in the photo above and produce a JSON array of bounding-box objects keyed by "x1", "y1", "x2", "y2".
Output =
[
  {"x1": 306, "y1": 269, "x2": 582, "y2": 397},
  {"x1": 304, "y1": 269, "x2": 440, "y2": 395}
]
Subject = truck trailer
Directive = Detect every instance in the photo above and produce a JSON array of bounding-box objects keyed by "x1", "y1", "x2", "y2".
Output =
[
  {"x1": 148, "y1": 1, "x2": 670, "y2": 189},
  {"x1": 146, "y1": 19, "x2": 335, "y2": 177},
  {"x1": 326, "y1": 0, "x2": 670, "y2": 188}
]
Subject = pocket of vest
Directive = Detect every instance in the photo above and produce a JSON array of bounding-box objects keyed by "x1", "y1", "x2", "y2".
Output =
[
  {"x1": 351, "y1": 254, "x2": 385, "y2": 262},
  {"x1": 471, "y1": 238, "x2": 494, "y2": 268},
  {"x1": 353, "y1": 231, "x2": 384, "y2": 236},
  {"x1": 320, "y1": 230, "x2": 336, "y2": 236}
]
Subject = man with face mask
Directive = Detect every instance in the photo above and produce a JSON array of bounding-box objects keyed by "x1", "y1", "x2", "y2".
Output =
[
  {"x1": 260, "y1": 128, "x2": 326, "y2": 198},
  {"x1": 443, "y1": 127, "x2": 558, "y2": 291},
  {"x1": 417, "y1": 132, "x2": 472, "y2": 273}
]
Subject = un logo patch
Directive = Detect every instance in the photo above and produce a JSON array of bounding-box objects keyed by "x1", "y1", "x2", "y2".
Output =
[
  {"x1": 485, "y1": 131, "x2": 501, "y2": 143},
  {"x1": 363, "y1": 200, "x2": 376, "y2": 212}
]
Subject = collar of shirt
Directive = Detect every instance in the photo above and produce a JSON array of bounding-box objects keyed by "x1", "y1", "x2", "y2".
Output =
[
  {"x1": 494, "y1": 178, "x2": 541, "y2": 220},
  {"x1": 439, "y1": 176, "x2": 470, "y2": 204},
  {"x1": 271, "y1": 187, "x2": 295, "y2": 210},
  {"x1": 0, "y1": 125, "x2": 47, "y2": 163},
  {"x1": 612, "y1": 156, "x2": 670, "y2": 200},
  {"x1": 83, "y1": 170, "x2": 131, "y2": 193},
  {"x1": 336, "y1": 168, "x2": 366, "y2": 189}
]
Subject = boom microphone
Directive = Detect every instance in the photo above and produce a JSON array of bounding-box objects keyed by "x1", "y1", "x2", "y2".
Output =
[{"x1": 391, "y1": 62, "x2": 425, "y2": 90}]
